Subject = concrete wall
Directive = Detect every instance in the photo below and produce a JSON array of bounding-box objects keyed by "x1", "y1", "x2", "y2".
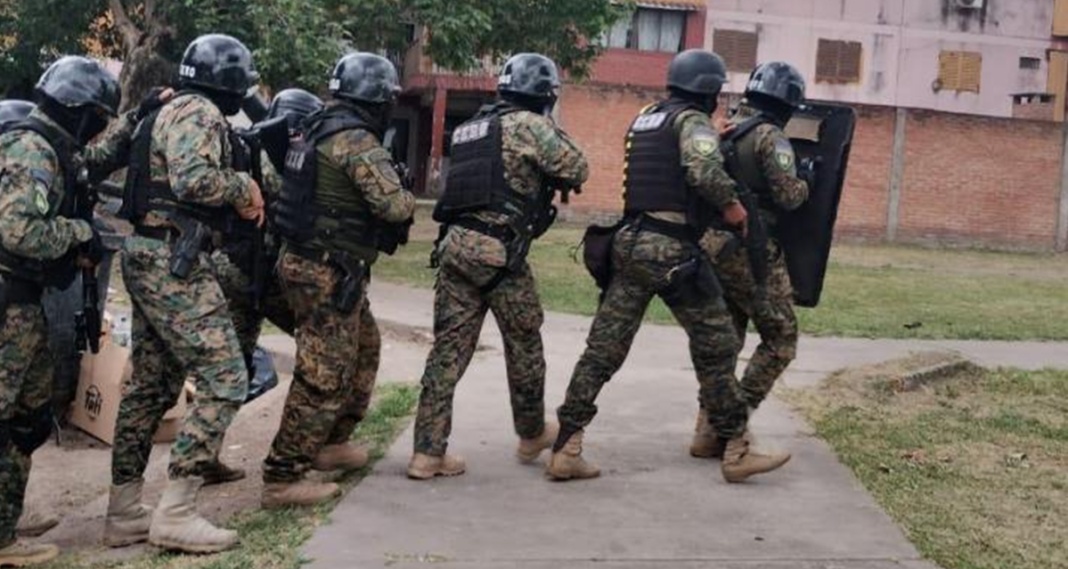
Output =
[{"x1": 708, "y1": 0, "x2": 1057, "y2": 118}]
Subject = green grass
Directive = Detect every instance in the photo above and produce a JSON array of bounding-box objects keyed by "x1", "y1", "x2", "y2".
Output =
[
  {"x1": 374, "y1": 219, "x2": 1068, "y2": 341},
  {"x1": 786, "y1": 361, "x2": 1068, "y2": 569},
  {"x1": 47, "y1": 383, "x2": 420, "y2": 569}
]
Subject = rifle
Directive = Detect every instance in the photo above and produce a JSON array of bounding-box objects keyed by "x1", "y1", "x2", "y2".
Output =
[
  {"x1": 376, "y1": 127, "x2": 415, "y2": 256},
  {"x1": 230, "y1": 128, "x2": 276, "y2": 309},
  {"x1": 73, "y1": 177, "x2": 102, "y2": 354},
  {"x1": 720, "y1": 120, "x2": 771, "y2": 300}
]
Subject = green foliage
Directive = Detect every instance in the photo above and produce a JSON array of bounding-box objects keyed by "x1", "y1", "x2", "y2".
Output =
[
  {"x1": 0, "y1": 0, "x2": 108, "y2": 97},
  {"x1": 1, "y1": 0, "x2": 625, "y2": 99}
]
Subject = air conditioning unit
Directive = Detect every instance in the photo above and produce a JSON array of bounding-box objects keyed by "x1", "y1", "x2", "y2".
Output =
[{"x1": 955, "y1": 0, "x2": 985, "y2": 10}]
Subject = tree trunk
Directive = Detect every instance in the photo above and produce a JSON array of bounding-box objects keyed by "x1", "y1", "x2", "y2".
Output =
[{"x1": 118, "y1": 34, "x2": 176, "y2": 112}]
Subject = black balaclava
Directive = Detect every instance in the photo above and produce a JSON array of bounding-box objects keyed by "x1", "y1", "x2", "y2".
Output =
[
  {"x1": 501, "y1": 92, "x2": 556, "y2": 116},
  {"x1": 668, "y1": 87, "x2": 718, "y2": 115},
  {"x1": 746, "y1": 93, "x2": 794, "y2": 127},
  {"x1": 38, "y1": 96, "x2": 109, "y2": 146}
]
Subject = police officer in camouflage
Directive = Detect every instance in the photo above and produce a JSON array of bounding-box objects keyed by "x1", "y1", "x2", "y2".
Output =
[
  {"x1": 213, "y1": 88, "x2": 323, "y2": 380},
  {"x1": 107, "y1": 34, "x2": 266, "y2": 553},
  {"x1": 549, "y1": 49, "x2": 789, "y2": 484},
  {"x1": 264, "y1": 53, "x2": 415, "y2": 507},
  {"x1": 1, "y1": 56, "x2": 135, "y2": 567},
  {"x1": 690, "y1": 62, "x2": 811, "y2": 460},
  {"x1": 410, "y1": 53, "x2": 589, "y2": 479}
]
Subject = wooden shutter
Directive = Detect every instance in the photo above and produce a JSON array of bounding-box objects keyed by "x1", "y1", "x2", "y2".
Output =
[
  {"x1": 816, "y1": 39, "x2": 862, "y2": 83},
  {"x1": 714, "y1": 29, "x2": 758, "y2": 73},
  {"x1": 938, "y1": 50, "x2": 982, "y2": 93}
]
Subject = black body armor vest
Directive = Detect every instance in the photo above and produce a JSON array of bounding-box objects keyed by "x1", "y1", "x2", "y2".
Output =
[
  {"x1": 432, "y1": 102, "x2": 538, "y2": 226},
  {"x1": 0, "y1": 117, "x2": 82, "y2": 288},
  {"x1": 623, "y1": 101, "x2": 697, "y2": 216},
  {"x1": 273, "y1": 107, "x2": 380, "y2": 253}
]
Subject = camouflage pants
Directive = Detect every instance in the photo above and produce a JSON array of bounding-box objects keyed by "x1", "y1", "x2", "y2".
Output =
[
  {"x1": 213, "y1": 250, "x2": 296, "y2": 363},
  {"x1": 413, "y1": 252, "x2": 547, "y2": 456},
  {"x1": 556, "y1": 226, "x2": 749, "y2": 441},
  {"x1": 263, "y1": 252, "x2": 381, "y2": 483},
  {"x1": 112, "y1": 236, "x2": 249, "y2": 485},
  {"x1": 0, "y1": 304, "x2": 51, "y2": 548},
  {"x1": 715, "y1": 240, "x2": 798, "y2": 409}
]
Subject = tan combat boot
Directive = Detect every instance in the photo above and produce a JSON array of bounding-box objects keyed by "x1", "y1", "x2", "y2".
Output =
[
  {"x1": 721, "y1": 434, "x2": 791, "y2": 483},
  {"x1": 517, "y1": 421, "x2": 559, "y2": 463},
  {"x1": 312, "y1": 444, "x2": 370, "y2": 472},
  {"x1": 104, "y1": 481, "x2": 153, "y2": 547},
  {"x1": 0, "y1": 540, "x2": 59, "y2": 567},
  {"x1": 546, "y1": 430, "x2": 600, "y2": 481},
  {"x1": 689, "y1": 409, "x2": 725, "y2": 459},
  {"x1": 262, "y1": 480, "x2": 341, "y2": 509},
  {"x1": 149, "y1": 477, "x2": 238, "y2": 553},
  {"x1": 15, "y1": 508, "x2": 59, "y2": 538},
  {"x1": 407, "y1": 453, "x2": 466, "y2": 480},
  {"x1": 201, "y1": 461, "x2": 247, "y2": 486}
]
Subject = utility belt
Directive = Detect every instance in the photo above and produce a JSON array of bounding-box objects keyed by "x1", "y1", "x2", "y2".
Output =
[
  {"x1": 135, "y1": 214, "x2": 215, "y2": 280},
  {"x1": 629, "y1": 214, "x2": 699, "y2": 244},
  {"x1": 454, "y1": 217, "x2": 516, "y2": 244},
  {"x1": 282, "y1": 242, "x2": 368, "y2": 315}
]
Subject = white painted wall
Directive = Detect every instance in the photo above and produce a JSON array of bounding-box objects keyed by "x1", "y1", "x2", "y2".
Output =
[{"x1": 708, "y1": 0, "x2": 1057, "y2": 117}]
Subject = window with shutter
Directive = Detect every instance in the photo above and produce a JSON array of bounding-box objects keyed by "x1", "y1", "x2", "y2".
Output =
[
  {"x1": 714, "y1": 29, "x2": 758, "y2": 73},
  {"x1": 815, "y1": 39, "x2": 862, "y2": 84},
  {"x1": 938, "y1": 50, "x2": 982, "y2": 93}
]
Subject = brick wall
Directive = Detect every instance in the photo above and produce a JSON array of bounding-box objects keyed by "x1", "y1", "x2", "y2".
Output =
[
  {"x1": 837, "y1": 105, "x2": 895, "y2": 240},
  {"x1": 559, "y1": 88, "x2": 1068, "y2": 251},
  {"x1": 559, "y1": 82, "x2": 663, "y2": 215},
  {"x1": 896, "y1": 110, "x2": 1063, "y2": 249}
]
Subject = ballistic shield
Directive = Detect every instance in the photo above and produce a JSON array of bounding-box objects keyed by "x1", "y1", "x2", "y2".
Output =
[{"x1": 778, "y1": 103, "x2": 856, "y2": 307}]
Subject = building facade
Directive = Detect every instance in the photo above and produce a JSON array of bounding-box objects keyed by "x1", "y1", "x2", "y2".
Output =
[{"x1": 394, "y1": 0, "x2": 1068, "y2": 251}]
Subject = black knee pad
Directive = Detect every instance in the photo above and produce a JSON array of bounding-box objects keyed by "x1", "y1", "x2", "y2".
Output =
[{"x1": 9, "y1": 405, "x2": 54, "y2": 455}]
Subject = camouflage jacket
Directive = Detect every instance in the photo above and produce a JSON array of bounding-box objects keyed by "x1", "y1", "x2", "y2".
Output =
[
  {"x1": 318, "y1": 124, "x2": 415, "y2": 225},
  {"x1": 730, "y1": 104, "x2": 809, "y2": 213},
  {"x1": 0, "y1": 109, "x2": 135, "y2": 263},
  {"x1": 142, "y1": 92, "x2": 254, "y2": 227},
  {"x1": 448, "y1": 110, "x2": 589, "y2": 268}
]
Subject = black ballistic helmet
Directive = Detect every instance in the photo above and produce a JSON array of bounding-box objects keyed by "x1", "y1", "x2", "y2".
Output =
[
  {"x1": 667, "y1": 49, "x2": 728, "y2": 97},
  {"x1": 0, "y1": 100, "x2": 36, "y2": 130},
  {"x1": 329, "y1": 53, "x2": 401, "y2": 104},
  {"x1": 178, "y1": 34, "x2": 259, "y2": 96},
  {"x1": 746, "y1": 61, "x2": 806, "y2": 109},
  {"x1": 35, "y1": 56, "x2": 121, "y2": 116},
  {"x1": 498, "y1": 53, "x2": 561, "y2": 101},
  {"x1": 268, "y1": 88, "x2": 324, "y2": 133}
]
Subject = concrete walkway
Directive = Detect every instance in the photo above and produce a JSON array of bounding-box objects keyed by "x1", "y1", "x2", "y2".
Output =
[{"x1": 295, "y1": 282, "x2": 1068, "y2": 569}]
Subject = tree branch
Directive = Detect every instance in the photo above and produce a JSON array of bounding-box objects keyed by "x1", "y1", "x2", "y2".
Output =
[{"x1": 108, "y1": 0, "x2": 142, "y2": 52}]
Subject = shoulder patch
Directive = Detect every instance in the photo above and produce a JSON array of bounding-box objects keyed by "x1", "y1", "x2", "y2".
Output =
[
  {"x1": 691, "y1": 126, "x2": 719, "y2": 157},
  {"x1": 773, "y1": 137, "x2": 796, "y2": 172},
  {"x1": 452, "y1": 119, "x2": 492, "y2": 146},
  {"x1": 631, "y1": 112, "x2": 669, "y2": 133}
]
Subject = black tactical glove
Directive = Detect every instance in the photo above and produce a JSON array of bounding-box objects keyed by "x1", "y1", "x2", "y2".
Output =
[
  {"x1": 798, "y1": 157, "x2": 818, "y2": 189},
  {"x1": 80, "y1": 229, "x2": 106, "y2": 267},
  {"x1": 133, "y1": 87, "x2": 169, "y2": 122}
]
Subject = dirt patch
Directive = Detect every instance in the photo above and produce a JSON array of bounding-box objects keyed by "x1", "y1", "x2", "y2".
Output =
[{"x1": 786, "y1": 358, "x2": 1068, "y2": 569}]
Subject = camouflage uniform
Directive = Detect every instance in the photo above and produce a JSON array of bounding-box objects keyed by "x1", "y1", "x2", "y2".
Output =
[
  {"x1": 1, "y1": 109, "x2": 135, "y2": 547},
  {"x1": 263, "y1": 115, "x2": 413, "y2": 483},
  {"x1": 213, "y1": 154, "x2": 294, "y2": 363},
  {"x1": 700, "y1": 103, "x2": 809, "y2": 409},
  {"x1": 413, "y1": 110, "x2": 588, "y2": 457},
  {"x1": 112, "y1": 93, "x2": 254, "y2": 486},
  {"x1": 556, "y1": 108, "x2": 750, "y2": 442}
]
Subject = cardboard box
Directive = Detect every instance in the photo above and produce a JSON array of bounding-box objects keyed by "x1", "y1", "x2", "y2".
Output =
[{"x1": 70, "y1": 333, "x2": 187, "y2": 446}]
